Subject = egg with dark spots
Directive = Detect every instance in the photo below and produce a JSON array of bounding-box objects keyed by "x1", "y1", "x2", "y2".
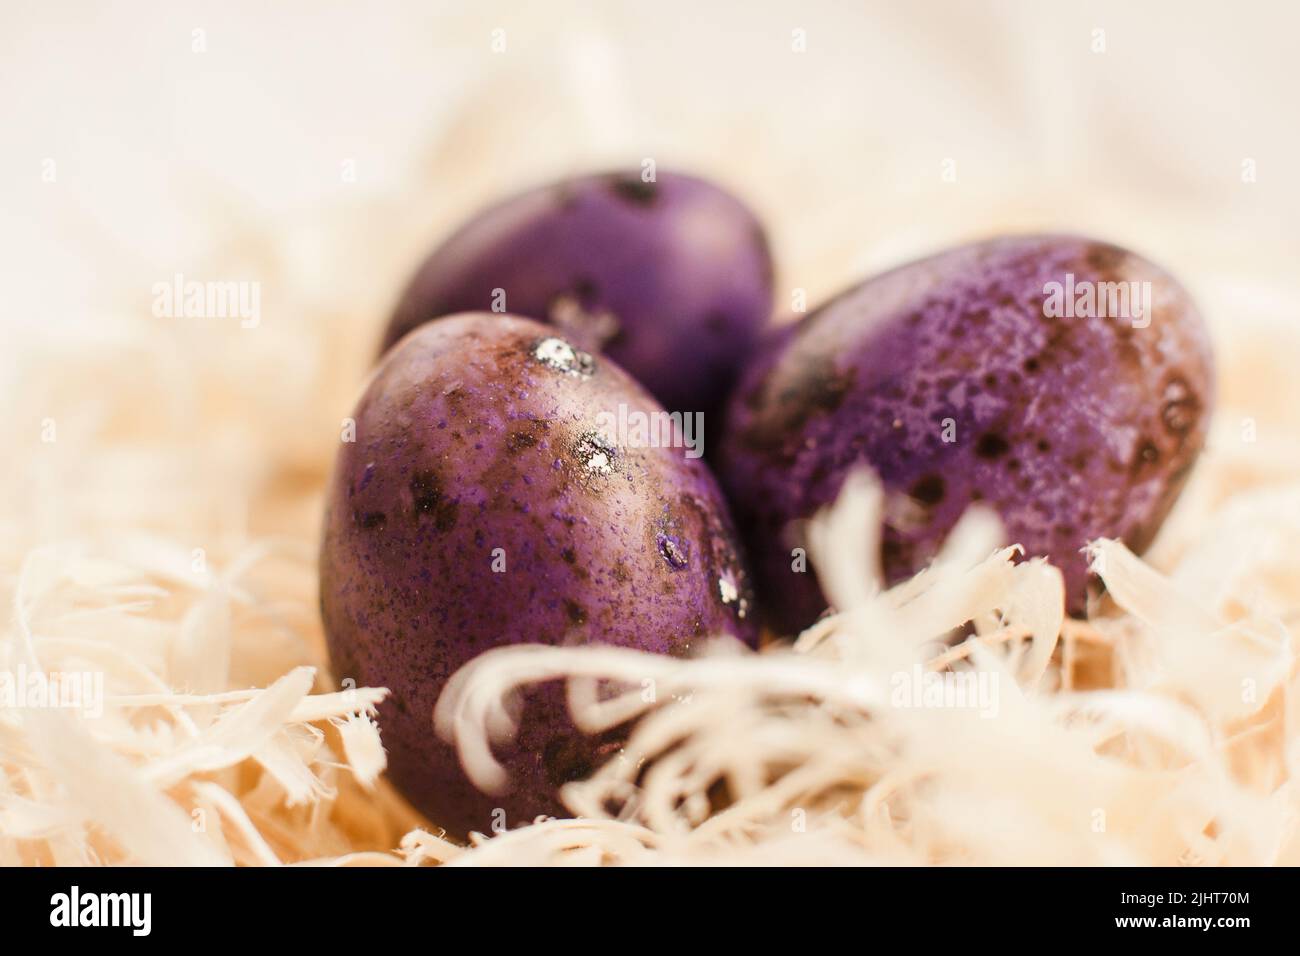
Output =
[
  {"x1": 719, "y1": 235, "x2": 1214, "y2": 633},
  {"x1": 380, "y1": 170, "x2": 773, "y2": 420},
  {"x1": 321, "y1": 314, "x2": 756, "y2": 836}
]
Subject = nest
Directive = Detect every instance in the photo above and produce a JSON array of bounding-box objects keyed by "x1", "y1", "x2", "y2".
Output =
[
  {"x1": 7, "y1": 269, "x2": 1299, "y2": 866},
  {"x1": 5, "y1": 64, "x2": 1299, "y2": 861}
]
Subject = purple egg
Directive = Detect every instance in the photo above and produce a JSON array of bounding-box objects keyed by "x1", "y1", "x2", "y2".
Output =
[
  {"x1": 719, "y1": 235, "x2": 1215, "y2": 633},
  {"x1": 381, "y1": 170, "x2": 773, "y2": 420},
  {"x1": 321, "y1": 314, "x2": 756, "y2": 836}
]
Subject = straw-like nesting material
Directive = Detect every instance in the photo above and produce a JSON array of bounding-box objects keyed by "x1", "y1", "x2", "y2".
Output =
[
  {"x1": 4, "y1": 67, "x2": 1300, "y2": 860},
  {"x1": 427, "y1": 473, "x2": 1299, "y2": 866},
  {"x1": 4, "y1": 280, "x2": 1299, "y2": 865}
]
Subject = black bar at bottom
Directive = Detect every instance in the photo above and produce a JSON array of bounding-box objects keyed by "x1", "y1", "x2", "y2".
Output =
[{"x1": 0, "y1": 865, "x2": 1278, "y2": 941}]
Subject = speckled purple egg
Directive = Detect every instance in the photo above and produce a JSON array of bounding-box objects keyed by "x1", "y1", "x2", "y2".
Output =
[
  {"x1": 380, "y1": 170, "x2": 773, "y2": 420},
  {"x1": 322, "y1": 314, "x2": 756, "y2": 836},
  {"x1": 719, "y1": 235, "x2": 1215, "y2": 633}
]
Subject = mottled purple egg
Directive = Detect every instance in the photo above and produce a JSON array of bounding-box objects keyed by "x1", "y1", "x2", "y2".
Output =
[
  {"x1": 719, "y1": 235, "x2": 1215, "y2": 633},
  {"x1": 322, "y1": 314, "x2": 756, "y2": 836},
  {"x1": 381, "y1": 170, "x2": 773, "y2": 420}
]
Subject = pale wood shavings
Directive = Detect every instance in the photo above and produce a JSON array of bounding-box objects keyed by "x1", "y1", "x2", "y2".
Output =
[
  {"x1": 0, "y1": 538, "x2": 393, "y2": 864},
  {"x1": 1, "y1": 98, "x2": 1295, "y2": 865},
  {"x1": 435, "y1": 470, "x2": 1300, "y2": 865},
  {"x1": 5, "y1": 325, "x2": 1297, "y2": 864}
]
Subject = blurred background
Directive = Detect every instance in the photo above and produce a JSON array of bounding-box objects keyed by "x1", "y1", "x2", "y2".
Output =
[
  {"x1": 5, "y1": 0, "x2": 1298, "y2": 325},
  {"x1": 2, "y1": 0, "x2": 1298, "y2": 554}
]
